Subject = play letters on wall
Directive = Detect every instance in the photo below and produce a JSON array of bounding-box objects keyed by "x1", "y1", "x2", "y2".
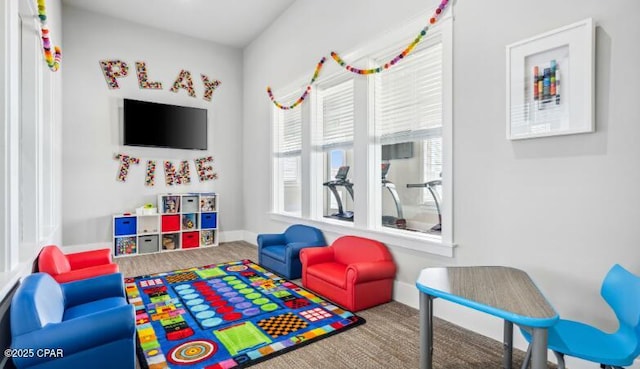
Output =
[
  {"x1": 115, "y1": 154, "x2": 218, "y2": 186},
  {"x1": 99, "y1": 60, "x2": 221, "y2": 101}
]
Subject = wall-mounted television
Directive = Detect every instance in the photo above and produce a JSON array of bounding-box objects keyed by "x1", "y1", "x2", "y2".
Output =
[{"x1": 123, "y1": 99, "x2": 208, "y2": 150}]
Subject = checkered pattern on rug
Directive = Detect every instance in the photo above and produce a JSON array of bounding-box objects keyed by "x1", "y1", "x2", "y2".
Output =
[
  {"x1": 257, "y1": 313, "x2": 308, "y2": 338},
  {"x1": 165, "y1": 271, "x2": 199, "y2": 284}
]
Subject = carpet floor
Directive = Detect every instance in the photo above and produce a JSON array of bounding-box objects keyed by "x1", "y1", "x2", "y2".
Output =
[{"x1": 116, "y1": 241, "x2": 539, "y2": 369}]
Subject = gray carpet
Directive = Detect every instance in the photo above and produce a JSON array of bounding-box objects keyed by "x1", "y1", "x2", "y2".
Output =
[{"x1": 116, "y1": 241, "x2": 538, "y2": 369}]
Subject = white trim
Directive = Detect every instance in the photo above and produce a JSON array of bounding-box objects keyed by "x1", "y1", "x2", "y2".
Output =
[
  {"x1": 62, "y1": 242, "x2": 112, "y2": 254},
  {"x1": 270, "y1": 212, "x2": 455, "y2": 257},
  {"x1": 393, "y1": 279, "x2": 420, "y2": 309},
  {"x1": 64, "y1": 230, "x2": 248, "y2": 254},
  {"x1": 243, "y1": 231, "x2": 259, "y2": 246},
  {"x1": 217, "y1": 230, "x2": 245, "y2": 243}
]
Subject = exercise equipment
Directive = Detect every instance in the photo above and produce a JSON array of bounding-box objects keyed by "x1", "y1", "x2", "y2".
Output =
[
  {"x1": 407, "y1": 179, "x2": 442, "y2": 232},
  {"x1": 323, "y1": 166, "x2": 354, "y2": 221},
  {"x1": 381, "y1": 163, "x2": 406, "y2": 229}
]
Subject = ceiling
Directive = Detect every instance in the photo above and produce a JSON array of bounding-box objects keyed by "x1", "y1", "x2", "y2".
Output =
[{"x1": 62, "y1": 0, "x2": 296, "y2": 48}]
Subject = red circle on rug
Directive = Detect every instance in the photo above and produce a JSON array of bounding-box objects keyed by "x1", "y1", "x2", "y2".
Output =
[
  {"x1": 216, "y1": 306, "x2": 233, "y2": 314},
  {"x1": 206, "y1": 295, "x2": 222, "y2": 302},
  {"x1": 200, "y1": 289, "x2": 216, "y2": 296},
  {"x1": 222, "y1": 312, "x2": 242, "y2": 321},
  {"x1": 211, "y1": 300, "x2": 227, "y2": 307}
]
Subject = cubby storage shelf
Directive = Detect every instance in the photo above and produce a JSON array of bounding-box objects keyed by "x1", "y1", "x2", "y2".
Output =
[{"x1": 113, "y1": 192, "x2": 218, "y2": 257}]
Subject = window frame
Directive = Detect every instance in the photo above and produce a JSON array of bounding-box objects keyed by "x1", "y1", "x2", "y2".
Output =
[
  {"x1": 1, "y1": 0, "x2": 60, "y2": 301},
  {"x1": 271, "y1": 90, "x2": 304, "y2": 216},
  {"x1": 313, "y1": 74, "x2": 357, "y2": 221},
  {"x1": 270, "y1": 13, "x2": 454, "y2": 257}
]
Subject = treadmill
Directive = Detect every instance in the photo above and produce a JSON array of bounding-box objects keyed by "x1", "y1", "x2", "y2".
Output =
[
  {"x1": 323, "y1": 166, "x2": 354, "y2": 221},
  {"x1": 381, "y1": 163, "x2": 406, "y2": 229},
  {"x1": 406, "y1": 179, "x2": 442, "y2": 232}
]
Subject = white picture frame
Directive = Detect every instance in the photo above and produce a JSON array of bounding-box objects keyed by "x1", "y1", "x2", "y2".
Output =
[{"x1": 506, "y1": 18, "x2": 595, "y2": 140}]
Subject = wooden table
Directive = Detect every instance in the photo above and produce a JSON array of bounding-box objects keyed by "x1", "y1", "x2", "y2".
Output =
[{"x1": 416, "y1": 266, "x2": 558, "y2": 369}]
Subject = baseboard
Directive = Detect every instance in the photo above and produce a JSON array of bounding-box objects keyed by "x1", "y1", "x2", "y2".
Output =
[
  {"x1": 217, "y1": 230, "x2": 244, "y2": 243},
  {"x1": 62, "y1": 242, "x2": 111, "y2": 254},
  {"x1": 392, "y1": 279, "x2": 419, "y2": 309},
  {"x1": 242, "y1": 231, "x2": 258, "y2": 246}
]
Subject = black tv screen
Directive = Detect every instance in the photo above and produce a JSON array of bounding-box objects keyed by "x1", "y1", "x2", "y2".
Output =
[{"x1": 123, "y1": 99, "x2": 208, "y2": 150}]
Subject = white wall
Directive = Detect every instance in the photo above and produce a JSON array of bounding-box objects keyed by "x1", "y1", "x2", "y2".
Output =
[
  {"x1": 62, "y1": 5, "x2": 244, "y2": 246},
  {"x1": 243, "y1": 0, "x2": 640, "y2": 367}
]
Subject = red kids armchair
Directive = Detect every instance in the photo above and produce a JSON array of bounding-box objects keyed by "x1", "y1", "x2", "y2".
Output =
[
  {"x1": 38, "y1": 245, "x2": 119, "y2": 283},
  {"x1": 300, "y1": 236, "x2": 396, "y2": 312}
]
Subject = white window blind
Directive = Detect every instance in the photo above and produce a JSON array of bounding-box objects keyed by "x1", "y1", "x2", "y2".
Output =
[
  {"x1": 423, "y1": 136, "x2": 442, "y2": 202},
  {"x1": 319, "y1": 79, "x2": 354, "y2": 150},
  {"x1": 375, "y1": 41, "x2": 443, "y2": 144},
  {"x1": 276, "y1": 107, "x2": 302, "y2": 157}
]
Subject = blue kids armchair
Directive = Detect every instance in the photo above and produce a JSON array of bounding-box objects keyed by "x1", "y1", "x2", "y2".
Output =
[
  {"x1": 10, "y1": 272, "x2": 136, "y2": 369},
  {"x1": 257, "y1": 224, "x2": 326, "y2": 279},
  {"x1": 520, "y1": 264, "x2": 640, "y2": 369}
]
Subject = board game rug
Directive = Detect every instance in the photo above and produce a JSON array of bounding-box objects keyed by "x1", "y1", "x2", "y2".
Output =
[{"x1": 125, "y1": 259, "x2": 366, "y2": 369}]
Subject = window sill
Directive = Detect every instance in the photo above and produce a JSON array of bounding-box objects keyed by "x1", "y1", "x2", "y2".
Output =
[{"x1": 269, "y1": 212, "x2": 455, "y2": 258}]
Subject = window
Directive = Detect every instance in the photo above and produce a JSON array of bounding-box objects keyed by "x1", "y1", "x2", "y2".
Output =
[
  {"x1": 374, "y1": 38, "x2": 444, "y2": 234},
  {"x1": 2, "y1": 0, "x2": 60, "y2": 275},
  {"x1": 272, "y1": 101, "x2": 302, "y2": 214},
  {"x1": 270, "y1": 15, "x2": 453, "y2": 255},
  {"x1": 317, "y1": 79, "x2": 355, "y2": 221}
]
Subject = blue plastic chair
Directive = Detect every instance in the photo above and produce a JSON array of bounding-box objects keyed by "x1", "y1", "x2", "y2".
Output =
[{"x1": 520, "y1": 264, "x2": 640, "y2": 369}]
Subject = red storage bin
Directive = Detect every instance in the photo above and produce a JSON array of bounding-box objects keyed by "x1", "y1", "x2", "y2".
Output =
[
  {"x1": 181, "y1": 231, "x2": 200, "y2": 249},
  {"x1": 161, "y1": 215, "x2": 180, "y2": 232}
]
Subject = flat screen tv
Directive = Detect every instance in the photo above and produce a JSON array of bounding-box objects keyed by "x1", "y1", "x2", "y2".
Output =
[{"x1": 123, "y1": 99, "x2": 208, "y2": 150}]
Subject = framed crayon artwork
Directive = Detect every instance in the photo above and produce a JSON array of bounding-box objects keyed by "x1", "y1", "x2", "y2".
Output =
[{"x1": 506, "y1": 18, "x2": 595, "y2": 140}]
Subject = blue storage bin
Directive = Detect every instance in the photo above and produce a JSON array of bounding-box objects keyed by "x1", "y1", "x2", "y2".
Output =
[
  {"x1": 201, "y1": 212, "x2": 217, "y2": 229},
  {"x1": 114, "y1": 216, "x2": 137, "y2": 236}
]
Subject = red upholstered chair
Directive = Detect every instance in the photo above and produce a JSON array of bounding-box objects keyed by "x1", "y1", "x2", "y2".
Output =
[
  {"x1": 38, "y1": 245, "x2": 119, "y2": 283},
  {"x1": 300, "y1": 235, "x2": 396, "y2": 312}
]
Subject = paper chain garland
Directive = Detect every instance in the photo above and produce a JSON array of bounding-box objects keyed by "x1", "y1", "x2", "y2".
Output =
[
  {"x1": 37, "y1": 0, "x2": 62, "y2": 71},
  {"x1": 266, "y1": 57, "x2": 326, "y2": 110},
  {"x1": 266, "y1": 0, "x2": 449, "y2": 109}
]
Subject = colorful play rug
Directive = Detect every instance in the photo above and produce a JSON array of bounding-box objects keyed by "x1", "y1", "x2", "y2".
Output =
[{"x1": 125, "y1": 259, "x2": 365, "y2": 368}]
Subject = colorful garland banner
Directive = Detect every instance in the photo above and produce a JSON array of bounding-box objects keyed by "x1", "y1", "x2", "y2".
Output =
[
  {"x1": 266, "y1": 0, "x2": 450, "y2": 109},
  {"x1": 37, "y1": 0, "x2": 62, "y2": 71},
  {"x1": 331, "y1": 0, "x2": 449, "y2": 75},
  {"x1": 115, "y1": 154, "x2": 217, "y2": 186},
  {"x1": 136, "y1": 62, "x2": 163, "y2": 90},
  {"x1": 267, "y1": 57, "x2": 326, "y2": 110}
]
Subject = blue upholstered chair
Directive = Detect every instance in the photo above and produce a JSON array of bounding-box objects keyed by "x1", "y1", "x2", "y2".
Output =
[
  {"x1": 520, "y1": 264, "x2": 640, "y2": 369},
  {"x1": 10, "y1": 272, "x2": 136, "y2": 369},
  {"x1": 257, "y1": 224, "x2": 326, "y2": 279}
]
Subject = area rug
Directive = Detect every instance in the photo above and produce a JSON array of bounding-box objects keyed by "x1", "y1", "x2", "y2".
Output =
[{"x1": 125, "y1": 259, "x2": 365, "y2": 369}]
